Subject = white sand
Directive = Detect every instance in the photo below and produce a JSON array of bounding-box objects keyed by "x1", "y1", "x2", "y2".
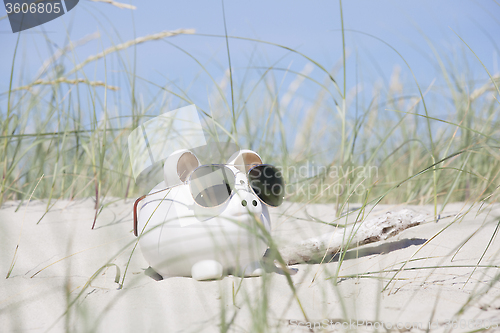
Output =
[{"x1": 1, "y1": 199, "x2": 500, "y2": 332}]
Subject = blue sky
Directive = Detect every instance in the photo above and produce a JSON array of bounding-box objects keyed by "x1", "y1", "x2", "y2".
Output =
[{"x1": 1, "y1": 0, "x2": 499, "y2": 118}]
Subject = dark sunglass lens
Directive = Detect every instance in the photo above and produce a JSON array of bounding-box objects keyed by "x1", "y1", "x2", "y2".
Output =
[
  {"x1": 190, "y1": 166, "x2": 234, "y2": 207},
  {"x1": 248, "y1": 165, "x2": 284, "y2": 207}
]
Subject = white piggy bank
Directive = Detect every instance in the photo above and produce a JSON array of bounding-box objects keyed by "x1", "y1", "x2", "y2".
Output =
[{"x1": 133, "y1": 149, "x2": 284, "y2": 280}]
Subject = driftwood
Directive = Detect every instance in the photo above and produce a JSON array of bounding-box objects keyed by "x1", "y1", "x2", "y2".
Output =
[{"x1": 279, "y1": 209, "x2": 427, "y2": 265}]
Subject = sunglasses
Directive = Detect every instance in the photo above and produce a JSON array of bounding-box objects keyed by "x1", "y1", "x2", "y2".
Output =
[{"x1": 133, "y1": 164, "x2": 284, "y2": 236}]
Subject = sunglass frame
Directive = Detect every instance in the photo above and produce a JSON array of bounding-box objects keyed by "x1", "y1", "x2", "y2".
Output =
[{"x1": 133, "y1": 163, "x2": 284, "y2": 236}]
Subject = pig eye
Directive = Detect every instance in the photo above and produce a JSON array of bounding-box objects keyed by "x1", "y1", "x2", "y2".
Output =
[
  {"x1": 189, "y1": 165, "x2": 235, "y2": 207},
  {"x1": 247, "y1": 164, "x2": 284, "y2": 207}
]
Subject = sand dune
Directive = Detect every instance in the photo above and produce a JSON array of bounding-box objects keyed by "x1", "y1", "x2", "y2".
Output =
[{"x1": 1, "y1": 199, "x2": 500, "y2": 332}]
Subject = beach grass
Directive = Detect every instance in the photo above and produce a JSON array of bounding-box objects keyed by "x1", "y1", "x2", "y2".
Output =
[{"x1": 1, "y1": 1, "x2": 500, "y2": 332}]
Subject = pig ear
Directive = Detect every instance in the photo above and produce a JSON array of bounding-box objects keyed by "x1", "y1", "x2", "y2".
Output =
[
  {"x1": 227, "y1": 149, "x2": 263, "y2": 172},
  {"x1": 164, "y1": 149, "x2": 199, "y2": 187}
]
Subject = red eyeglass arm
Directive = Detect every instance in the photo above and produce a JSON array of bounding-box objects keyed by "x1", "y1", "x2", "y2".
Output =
[
  {"x1": 133, "y1": 188, "x2": 171, "y2": 237},
  {"x1": 133, "y1": 194, "x2": 147, "y2": 237}
]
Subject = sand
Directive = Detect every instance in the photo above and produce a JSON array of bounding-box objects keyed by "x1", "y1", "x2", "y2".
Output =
[{"x1": 1, "y1": 199, "x2": 500, "y2": 332}]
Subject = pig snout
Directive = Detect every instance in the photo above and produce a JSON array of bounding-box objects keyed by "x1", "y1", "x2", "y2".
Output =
[
  {"x1": 213, "y1": 172, "x2": 264, "y2": 220},
  {"x1": 230, "y1": 172, "x2": 262, "y2": 215},
  {"x1": 233, "y1": 189, "x2": 262, "y2": 215}
]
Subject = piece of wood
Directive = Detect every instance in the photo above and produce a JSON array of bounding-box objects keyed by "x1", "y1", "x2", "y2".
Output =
[{"x1": 279, "y1": 209, "x2": 428, "y2": 265}]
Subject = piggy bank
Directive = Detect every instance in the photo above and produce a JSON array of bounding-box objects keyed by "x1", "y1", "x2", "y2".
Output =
[{"x1": 133, "y1": 149, "x2": 284, "y2": 280}]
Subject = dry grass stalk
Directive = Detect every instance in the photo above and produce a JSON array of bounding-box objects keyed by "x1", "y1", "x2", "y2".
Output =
[
  {"x1": 68, "y1": 29, "x2": 196, "y2": 75},
  {"x1": 470, "y1": 75, "x2": 500, "y2": 100},
  {"x1": 36, "y1": 32, "x2": 101, "y2": 78},
  {"x1": 90, "y1": 0, "x2": 137, "y2": 10},
  {"x1": 14, "y1": 78, "x2": 119, "y2": 91}
]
